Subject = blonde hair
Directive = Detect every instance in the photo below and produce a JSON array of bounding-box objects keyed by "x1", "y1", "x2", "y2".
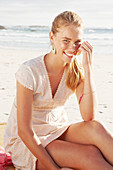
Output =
[{"x1": 51, "y1": 11, "x2": 84, "y2": 91}]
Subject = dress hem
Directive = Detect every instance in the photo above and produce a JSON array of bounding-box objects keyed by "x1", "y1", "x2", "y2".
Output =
[{"x1": 42, "y1": 125, "x2": 71, "y2": 148}]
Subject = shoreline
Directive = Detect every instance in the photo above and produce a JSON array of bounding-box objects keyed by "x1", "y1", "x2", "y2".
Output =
[{"x1": 0, "y1": 47, "x2": 113, "y2": 134}]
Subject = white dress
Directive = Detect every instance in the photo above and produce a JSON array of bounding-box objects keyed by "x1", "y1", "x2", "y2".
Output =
[{"x1": 4, "y1": 55, "x2": 74, "y2": 170}]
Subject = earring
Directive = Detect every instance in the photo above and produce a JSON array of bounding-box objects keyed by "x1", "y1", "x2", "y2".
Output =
[{"x1": 52, "y1": 47, "x2": 56, "y2": 54}]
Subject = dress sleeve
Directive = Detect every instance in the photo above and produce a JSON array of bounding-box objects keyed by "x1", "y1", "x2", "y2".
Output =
[{"x1": 15, "y1": 63, "x2": 36, "y2": 91}]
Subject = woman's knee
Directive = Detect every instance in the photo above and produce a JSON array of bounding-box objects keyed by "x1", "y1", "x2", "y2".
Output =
[{"x1": 86, "y1": 120, "x2": 106, "y2": 139}]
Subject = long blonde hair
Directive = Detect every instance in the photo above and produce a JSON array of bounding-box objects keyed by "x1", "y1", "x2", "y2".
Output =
[{"x1": 51, "y1": 11, "x2": 84, "y2": 91}]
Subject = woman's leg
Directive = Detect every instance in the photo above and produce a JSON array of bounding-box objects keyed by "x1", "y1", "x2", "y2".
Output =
[
  {"x1": 59, "y1": 120, "x2": 113, "y2": 166},
  {"x1": 37, "y1": 140, "x2": 113, "y2": 170}
]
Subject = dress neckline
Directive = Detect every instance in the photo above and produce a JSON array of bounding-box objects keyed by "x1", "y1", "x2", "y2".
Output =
[{"x1": 42, "y1": 55, "x2": 66, "y2": 100}]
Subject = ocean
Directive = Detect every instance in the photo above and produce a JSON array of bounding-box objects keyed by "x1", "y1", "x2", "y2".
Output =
[{"x1": 0, "y1": 25, "x2": 113, "y2": 54}]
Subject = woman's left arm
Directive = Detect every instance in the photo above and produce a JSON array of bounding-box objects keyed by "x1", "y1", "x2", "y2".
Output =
[{"x1": 76, "y1": 41, "x2": 98, "y2": 121}]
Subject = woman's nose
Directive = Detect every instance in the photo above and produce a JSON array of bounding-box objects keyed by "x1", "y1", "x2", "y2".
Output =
[
  {"x1": 68, "y1": 43, "x2": 81, "y2": 55},
  {"x1": 69, "y1": 43, "x2": 76, "y2": 52},
  {"x1": 69, "y1": 44, "x2": 78, "y2": 53}
]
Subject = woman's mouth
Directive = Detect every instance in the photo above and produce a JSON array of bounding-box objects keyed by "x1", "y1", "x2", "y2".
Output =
[{"x1": 63, "y1": 51, "x2": 73, "y2": 59}]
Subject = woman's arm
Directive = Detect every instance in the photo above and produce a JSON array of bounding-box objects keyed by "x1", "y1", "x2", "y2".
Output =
[
  {"x1": 17, "y1": 81, "x2": 59, "y2": 170},
  {"x1": 76, "y1": 41, "x2": 98, "y2": 121}
]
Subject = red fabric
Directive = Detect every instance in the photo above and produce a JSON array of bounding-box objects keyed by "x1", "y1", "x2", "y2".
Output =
[{"x1": 0, "y1": 146, "x2": 13, "y2": 170}]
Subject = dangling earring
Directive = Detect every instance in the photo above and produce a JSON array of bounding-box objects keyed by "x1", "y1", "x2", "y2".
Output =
[{"x1": 52, "y1": 47, "x2": 56, "y2": 54}]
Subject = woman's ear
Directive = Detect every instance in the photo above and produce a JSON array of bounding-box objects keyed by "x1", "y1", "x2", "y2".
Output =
[{"x1": 49, "y1": 31, "x2": 54, "y2": 43}]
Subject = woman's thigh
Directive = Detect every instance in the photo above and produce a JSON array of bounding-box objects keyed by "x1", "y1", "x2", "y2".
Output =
[
  {"x1": 59, "y1": 120, "x2": 105, "y2": 145},
  {"x1": 37, "y1": 139, "x2": 107, "y2": 170}
]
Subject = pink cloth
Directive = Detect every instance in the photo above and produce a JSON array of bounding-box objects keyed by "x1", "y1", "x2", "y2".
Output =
[{"x1": 0, "y1": 146, "x2": 13, "y2": 170}]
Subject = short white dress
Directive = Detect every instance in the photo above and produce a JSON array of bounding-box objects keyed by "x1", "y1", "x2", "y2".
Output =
[{"x1": 4, "y1": 55, "x2": 74, "y2": 170}]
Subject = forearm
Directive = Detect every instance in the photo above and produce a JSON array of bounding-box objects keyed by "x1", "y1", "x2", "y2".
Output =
[
  {"x1": 18, "y1": 128, "x2": 59, "y2": 170},
  {"x1": 80, "y1": 65, "x2": 98, "y2": 121}
]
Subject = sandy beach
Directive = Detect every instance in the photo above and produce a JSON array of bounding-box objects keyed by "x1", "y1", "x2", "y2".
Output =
[{"x1": 0, "y1": 47, "x2": 113, "y2": 135}]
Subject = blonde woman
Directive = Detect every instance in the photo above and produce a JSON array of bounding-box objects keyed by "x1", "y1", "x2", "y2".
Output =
[{"x1": 4, "y1": 11, "x2": 113, "y2": 170}]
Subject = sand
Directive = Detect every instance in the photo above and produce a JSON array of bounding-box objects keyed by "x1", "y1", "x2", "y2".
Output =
[{"x1": 0, "y1": 47, "x2": 113, "y2": 135}]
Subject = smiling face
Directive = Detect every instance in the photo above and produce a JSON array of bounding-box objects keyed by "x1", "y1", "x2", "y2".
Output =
[{"x1": 50, "y1": 24, "x2": 83, "y2": 64}]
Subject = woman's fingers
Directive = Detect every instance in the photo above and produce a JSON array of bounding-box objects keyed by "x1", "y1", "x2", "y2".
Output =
[
  {"x1": 80, "y1": 43, "x2": 90, "y2": 65},
  {"x1": 84, "y1": 41, "x2": 93, "y2": 53},
  {"x1": 80, "y1": 41, "x2": 93, "y2": 67},
  {"x1": 81, "y1": 42, "x2": 91, "y2": 55}
]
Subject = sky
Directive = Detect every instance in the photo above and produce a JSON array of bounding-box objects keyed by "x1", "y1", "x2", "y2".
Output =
[{"x1": 0, "y1": 0, "x2": 113, "y2": 28}]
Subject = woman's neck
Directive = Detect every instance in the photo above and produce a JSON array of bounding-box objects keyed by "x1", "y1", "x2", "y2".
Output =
[{"x1": 44, "y1": 51, "x2": 66, "y2": 74}]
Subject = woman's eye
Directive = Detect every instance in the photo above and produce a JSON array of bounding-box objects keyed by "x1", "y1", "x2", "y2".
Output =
[{"x1": 64, "y1": 40, "x2": 69, "y2": 43}]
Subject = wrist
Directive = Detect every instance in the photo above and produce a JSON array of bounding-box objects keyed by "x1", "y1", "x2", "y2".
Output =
[{"x1": 83, "y1": 64, "x2": 94, "y2": 78}]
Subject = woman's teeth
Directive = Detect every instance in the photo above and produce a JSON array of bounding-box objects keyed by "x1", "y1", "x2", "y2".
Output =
[{"x1": 64, "y1": 52, "x2": 73, "y2": 58}]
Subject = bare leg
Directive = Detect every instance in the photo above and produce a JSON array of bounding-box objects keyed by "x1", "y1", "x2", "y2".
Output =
[
  {"x1": 59, "y1": 120, "x2": 113, "y2": 166},
  {"x1": 37, "y1": 140, "x2": 113, "y2": 170}
]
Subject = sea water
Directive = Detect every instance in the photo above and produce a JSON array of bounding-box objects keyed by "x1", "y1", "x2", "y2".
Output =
[{"x1": 0, "y1": 25, "x2": 113, "y2": 54}]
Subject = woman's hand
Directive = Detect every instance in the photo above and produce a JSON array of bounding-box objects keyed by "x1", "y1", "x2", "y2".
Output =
[{"x1": 80, "y1": 41, "x2": 93, "y2": 69}]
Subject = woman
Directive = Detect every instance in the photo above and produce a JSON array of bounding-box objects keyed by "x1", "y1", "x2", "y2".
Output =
[{"x1": 4, "y1": 11, "x2": 113, "y2": 170}]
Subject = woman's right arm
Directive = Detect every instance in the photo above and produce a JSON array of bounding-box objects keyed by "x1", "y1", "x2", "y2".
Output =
[{"x1": 17, "y1": 81, "x2": 59, "y2": 170}]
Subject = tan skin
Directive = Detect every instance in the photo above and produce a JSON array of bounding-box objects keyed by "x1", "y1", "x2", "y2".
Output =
[{"x1": 17, "y1": 24, "x2": 113, "y2": 170}]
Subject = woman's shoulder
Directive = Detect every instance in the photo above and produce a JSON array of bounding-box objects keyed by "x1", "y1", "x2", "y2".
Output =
[
  {"x1": 15, "y1": 55, "x2": 45, "y2": 91},
  {"x1": 15, "y1": 55, "x2": 45, "y2": 81},
  {"x1": 20, "y1": 55, "x2": 45, "y2": 75},
  {"x1": 23, "y1": 55, "x2": 44, "y2": 68}
]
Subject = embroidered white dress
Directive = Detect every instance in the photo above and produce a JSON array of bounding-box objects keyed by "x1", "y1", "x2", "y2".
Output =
[{"x1": 4, "y1": 55, "x2": 74, "y2": 170}]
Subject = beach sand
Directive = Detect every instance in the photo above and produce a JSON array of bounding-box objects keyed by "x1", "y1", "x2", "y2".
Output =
[{"x1": 0, "y1": 47, "x2": 113, "y2": 136}]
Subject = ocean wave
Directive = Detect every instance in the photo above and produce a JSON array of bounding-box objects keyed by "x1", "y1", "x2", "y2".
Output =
[
  {"x1": 4, "y1": 25, "x2": 50, "y2": 33},
  {"x1": 0, "y1": 25, "x2": 113, "y2": 54},
  {"x1": 85, "y1": 28, "x2": 113, "y2": 34},
  {"x1": 1, "y1": 25, "x2": 113, "y2": 34}
]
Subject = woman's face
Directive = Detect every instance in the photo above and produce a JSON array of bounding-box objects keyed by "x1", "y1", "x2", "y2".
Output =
[{"x1": 50, "y1": 24, "x2": 83, "y2": 63}]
